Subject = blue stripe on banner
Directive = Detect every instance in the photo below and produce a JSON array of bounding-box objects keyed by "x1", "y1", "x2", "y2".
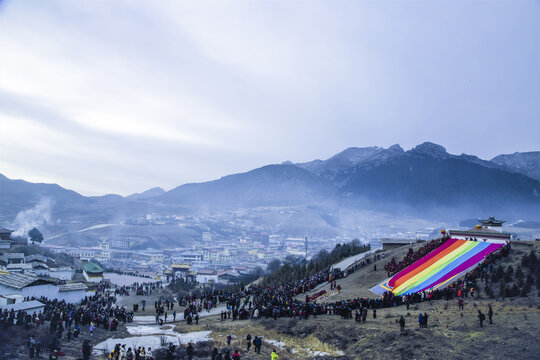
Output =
[{"x1": 400, "y1": 242, "x2": 490, "y2": 295}]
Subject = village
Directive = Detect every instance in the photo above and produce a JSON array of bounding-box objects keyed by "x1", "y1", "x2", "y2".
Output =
[{"x1": 0, "y1": 217, "x2": 519, "y2": 320}]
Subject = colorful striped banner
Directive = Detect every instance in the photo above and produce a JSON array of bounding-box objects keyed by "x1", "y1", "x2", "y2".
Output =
[
  {"x1": 386, "y1": 239, "x2": 502, "y2": 296},
  {"x1": 388, "y1": 238, "x2": 457, "y2": 288}
]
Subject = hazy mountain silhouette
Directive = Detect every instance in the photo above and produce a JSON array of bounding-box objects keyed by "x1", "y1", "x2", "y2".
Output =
[
  {"x1": 0, "y1": 174, "x2": 148, "y2": 224},
  {"x1": 338, "y1": 143, "x2": 540, "y2": 218},
  {"x1": 296, "y1": 144, "x2": 405, "y2": 186},
  {"x1": 2, "y1": 142, "x2": 539, "y2": 225},
  {"x1": 127, "y1": 187, "x2": 166, "y2": 200},
  {"x1": 491, "y1": 151, "x2": 540, "y2": 182},
  {"x1": 159, "y1": 164, "x2": 337, "y2": 207}
]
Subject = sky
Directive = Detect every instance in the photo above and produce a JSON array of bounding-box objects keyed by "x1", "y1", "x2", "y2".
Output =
[{"x1": 0, "y1": 0, "x2": 538, "y2": 196}]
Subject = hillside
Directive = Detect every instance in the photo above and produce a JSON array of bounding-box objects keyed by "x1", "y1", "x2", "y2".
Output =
[
  {"x1": 164, "y1": 241, "x2": 540, "y2": 360},
  {"x1": 127, "y1": 187, "x2": 166, "y2": 200},
  {"x1": 491, "y1": 151, "x2": 540, "y2": 182},
  {"x1": 0, "y1": 173, "x2": 149, "y2": 225},
  {"x1": 3, "y1": 144, "x2": 540, "y2": 221},
  {"x1": 2, "y1": 142, "x2": 540, "y2": 249},
  {"x1": 3, "y1": 242, "x2": 538, "y2": 360},
  {"x1": 296, "y1": 144, "x2": 405, "y2": 186},
  {"x1": 339, "y1": 143, "x2": 540, "y2": 219},
  {"x1": 159, "y1": 164, "x2": 337, "y2": 207}
]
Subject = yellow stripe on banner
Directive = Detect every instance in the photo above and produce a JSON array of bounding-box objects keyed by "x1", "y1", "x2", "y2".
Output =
[{"x1": 393, "y1": 241, "x2": 477, "y2": 295}]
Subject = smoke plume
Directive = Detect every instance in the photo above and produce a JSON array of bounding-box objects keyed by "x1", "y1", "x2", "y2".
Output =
[{"x1": 12, "y1": 197, "x2": 53, "y2": 236}]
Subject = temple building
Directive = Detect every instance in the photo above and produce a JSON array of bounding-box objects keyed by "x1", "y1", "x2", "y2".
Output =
[
  {"x1": 81, "y1": 262, "x2": 104, "y2": 283},
  {"x1": 0, "y1": 228, "x2": 13, "y2": 241},
  {"x1": 379, "y1": 238, "x2": 420, "y2": 251},
  {"x1": 447, "y1": 216, "x2": 511, "y2": 243},
  {"x1": 479, "y1": 216, "x2": 505, "y2": 232}
]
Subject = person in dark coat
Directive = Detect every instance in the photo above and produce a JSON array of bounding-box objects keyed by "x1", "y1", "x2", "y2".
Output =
[
  {"x1": 246, "y1": 334, "x2": 252, "y2": 351},
  {"x1": 254, "y1": 336, "x2": 262, "y2": 354},
  {"x1": 488, "y1": 305, "x2": 494, "y2": 324},
  {"x1": 186, "y1": 343, "x2": 194, "y2": 360},
  {"x1": 399, "y1": 316, "x2": 405, "y2": 332},
  {"x1": 82, "y1": 340, "x2": 91, "y2": 360},
  {"x1": 423, "y1": 313, "x2": 429, "y2": 328},
  {"x1": 478, "y1": 310, "x2": 486, "y2": 327}
]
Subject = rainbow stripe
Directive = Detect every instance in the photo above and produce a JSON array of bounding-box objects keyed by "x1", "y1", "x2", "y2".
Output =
[{"x1": 388, "y1": 239, "x2": 502, "y2": 296}]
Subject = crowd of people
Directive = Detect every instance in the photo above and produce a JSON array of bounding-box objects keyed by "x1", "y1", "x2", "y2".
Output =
[
  {"x1": 107, "y1": 343, "x2": 154, "y2": 360},
  {"x1": 170, "y1": 238, "x2": 513, "y2": 330},
  {"x1": 167, "y1": 256, "x2": 387, "y2": 325},
  {"x1": 114, "y1": 280, "x2": 163, "y2": 297},
  {"x1": 384, "y1": 236, "x2": 450, "y2": 276},
  {"x1": 0, "y1": 278, "x2": 169, "y2": 360},
  {"x1": 2, "y1": 237, "x2": 516, "y2": 359}
]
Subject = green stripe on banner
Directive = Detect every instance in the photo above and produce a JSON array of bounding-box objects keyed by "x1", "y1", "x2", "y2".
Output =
[{"x1": 394, "y1": 241, "x2": 478, "y2": 295}]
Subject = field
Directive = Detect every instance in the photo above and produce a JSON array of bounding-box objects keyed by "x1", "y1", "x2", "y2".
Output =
[
  {"x1": 108, "y1": 241, "x2": 540, "y2": 359},
  {"x1": 2, "y1": 242, "x2": 539, "y2": 360}
]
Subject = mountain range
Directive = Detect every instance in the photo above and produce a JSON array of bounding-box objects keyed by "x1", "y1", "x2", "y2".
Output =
[{"x1": 1, "y1": 142, "x2": 539, "y2": 244}]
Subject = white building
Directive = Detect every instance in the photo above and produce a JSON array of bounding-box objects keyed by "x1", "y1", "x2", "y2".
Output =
[
  {"x1": 110, "y1": 238, "x2": 130, "y2": 249},
  {"x1": 172, "y1": 253, "x2": 204, "y2": 265},
  {"x1": 48, "y1": 267, "x2": 75, "y2": 280},
  {"x1": 218, "y1": 270, "x2": 241, "y2": 285},
  {"x1": 68, "y1": 248, "x2": 98, "y2": 260},
  {"x1": 0, "y1": 273, "x2": 56, "y2": 301},
  {"x1": 202, "y1": 232, "x2": 212, "y2": 242},
  {"x1": 196, "y1": 270, "x2": 218, "y2": 284},
  {"x1": 58, "y1": 283, "x2": 90, "y2": 303},
  {"x1": 0, "y1": 300, "x2": 45, "y2": 315},
  {"x1": 82, "y1": 262, "x2": 104, "y2": 283},
  {"x1": 0, "y1": 273, "x2": 89, "y2": 304},
  {"x1": 6, "y1": 263, "x2": 33, "y2": 273}
]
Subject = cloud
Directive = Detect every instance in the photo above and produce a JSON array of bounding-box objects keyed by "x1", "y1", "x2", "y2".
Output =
[{"x1": 0, "y1": 0, "x2": 538, "y2": 195}]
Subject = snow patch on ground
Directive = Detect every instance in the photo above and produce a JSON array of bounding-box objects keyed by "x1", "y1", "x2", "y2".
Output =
[
  {"x1": 277, "y1": 340, "x2": 344, "y2": 357},
  {"x1": 132, "y1": 315, "x2": 158, "y2": 324},
  {"x1": 76, "y1": 224, "x2": 116, "y2": 232},
  {"x1": 132, "y1": 306, "x2": 226, "y2": 325},
  {"x1": 103, "y1": 272, "x2": 158, "y2": 286},
  {"x1": 264, "y1": 339, "x2": 286, "y2": 350},
  {"x1": 332, "y1": 249, "x2": 377, "y2": 270},
  {"x1": 197, "y1": 305, "x2": 227, "y2": 318},
  {"x1": 93, "y1": 335, "x2": 177, "y2": 354},
  {"x1": 93, "y1": 329, "x2": 211, "y2": 354},
  {"x1": 126, "y1": 325, "x2": 176, "y2": 336}
]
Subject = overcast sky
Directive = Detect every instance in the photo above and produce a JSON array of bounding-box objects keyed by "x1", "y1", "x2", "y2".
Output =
[{"x1": 0, "y1": 1, "x2": 538, "y2": 196}]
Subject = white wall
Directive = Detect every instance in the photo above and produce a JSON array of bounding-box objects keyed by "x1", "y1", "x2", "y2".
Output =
[
  {"x1": 0, "y1": 304, "x2": 45, "y2": 315},
  {"x1": 34, "y1": 269, "x2": 50, "y2": 277},
  {"x1": 196, "y1": 274, "x2": 218, "y2": 284},
  {"x1": 49, "y1": 269, "x2": 74, "y2": 280},
  {"x1": 58, "y1": 289, "x2": 88, "y2": 303},
  {"x1": 83, "y1": 271, "x2": 103, "y2": 283},
  {"x1": 22, "y1": 283, "x2": 59, "y2": 299},
  {"x1": 0, "y1": 284, "x2": 89, "y2": 304}
]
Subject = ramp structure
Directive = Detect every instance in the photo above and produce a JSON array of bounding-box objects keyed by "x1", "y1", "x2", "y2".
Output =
[{"x1": 371, "y1": 239, "x2": 502, "y2": 296}]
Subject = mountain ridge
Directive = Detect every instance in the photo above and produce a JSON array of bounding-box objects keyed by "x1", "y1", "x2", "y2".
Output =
[
  {"x1": 2, "y1": 142, "x2": 539, "y2": 227},
  {"x1": 491, "y1": 151, "x2": 540, "y2": 182}
]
